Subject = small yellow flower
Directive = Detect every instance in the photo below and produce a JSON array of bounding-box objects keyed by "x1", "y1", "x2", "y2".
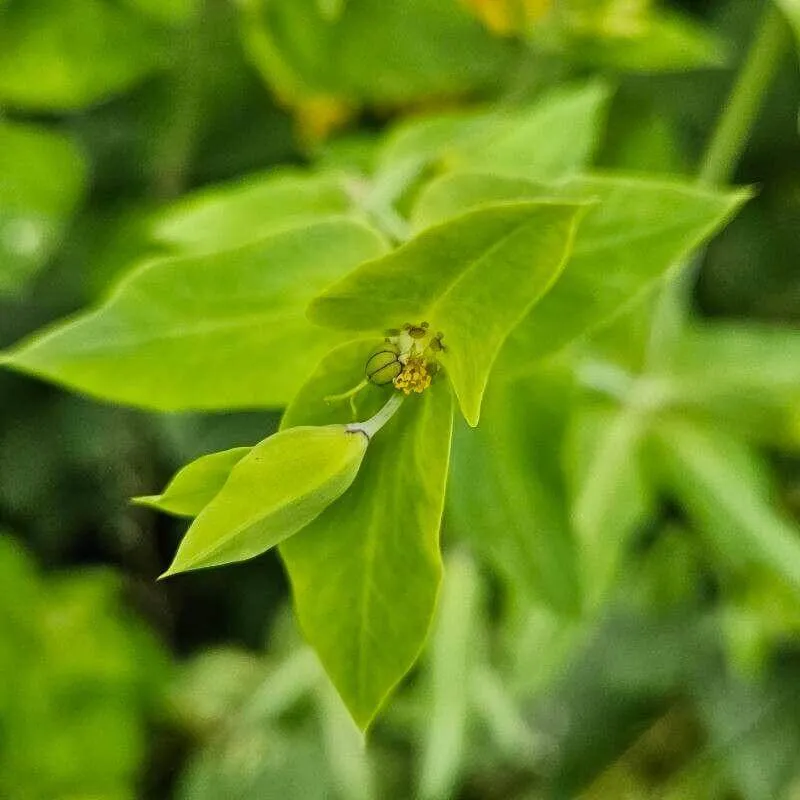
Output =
[{"x1": 393, "y1": 357, "x2": 432, "y2": 395}]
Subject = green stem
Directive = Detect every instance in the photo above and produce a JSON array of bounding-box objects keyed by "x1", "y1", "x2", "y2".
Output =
[
  {"x1": 347, "y1": 393, "x2": 404, "y2": 439},
  {"x1": 325, "y1": 379, "x2": 368, "y2": 405},
  {"x1": 698, "y1": 4, "x2": 790, "y2": 187},
  {"x1": 647, "y1": 3, "x2": 789, "y2": 365}
]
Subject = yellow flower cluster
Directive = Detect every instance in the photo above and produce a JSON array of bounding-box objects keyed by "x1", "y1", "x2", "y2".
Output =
[{"x1": 393, "y1": 357, "x2": 432, "y2": 395}]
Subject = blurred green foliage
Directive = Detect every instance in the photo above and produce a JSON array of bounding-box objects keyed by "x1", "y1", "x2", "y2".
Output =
[
  {"x1": 0, "y1": 535, "x2": 169, "y2": 799},
  {"x1": 0, "y1": 0, "x2": 800, "y2": 797}
]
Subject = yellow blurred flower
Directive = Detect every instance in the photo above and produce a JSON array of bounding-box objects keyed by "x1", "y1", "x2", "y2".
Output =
[{"x1": 462, "y1": 0, "x2": 553, "y2": 36}]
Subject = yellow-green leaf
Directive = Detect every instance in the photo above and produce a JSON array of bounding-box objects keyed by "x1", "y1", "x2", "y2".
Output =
[
  {"x1": 162, "y1": 425, "x2": 368, "y2": 577},
  {"x1": 2, "y1": 219, "x2": 387, "y2": 411},
  {"x1": 308, "y1": 201, "x2": 586, "y2": 425},
  {"x1": 411, "y1": 172, "x2": 750, "y2": 377},
  {"x1": 150, "y1": 169, "x2": 355, "y2": 255},
  {"x1": 279, "y1": 341, "x2": 454, "y2": 729},
  {"x1": 133, "y1": 447, "x2": 251, "y2": 518}
]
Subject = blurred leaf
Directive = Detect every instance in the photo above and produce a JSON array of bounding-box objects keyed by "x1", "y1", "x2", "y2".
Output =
[
  {"x1": 447, "y1": 369, "x2": 581, "y2": 613},
  {"x1": 447, "y1": 81, "x2": 612, "y2": 180},
  {"x1": 719, "y1": 566, "x2": 800, "y2": 676},
  {"x1": 541, "y1": 10, "x2": 728, "y2": 73},
  {"x1": 775, "y1": 0, "x2": 800, "y2": 56},
  {"x1": 375, "y1": 81, "x2": 611, "y2": 197},
  {"x1": 163, "y1": 425, "x2": 369, "y2": 576},
  {"x1": 664, "y1": 322, "x2": 800, "y2": 448},
  {"x1": 171, "y1": 623, "x2": 333, "y2": 797},
  {"x1": 3, "y1": 219, "x2": 387, "y2": 410},
  {"x1": 178, "y1": 728, "x2": 329, "y2": 800},
  {"x1": 621, "y1": 525, "x2": 706, "y2": 613},
  {"x1": 537, "y1": 612, "x2": 703, "y2": 796},
  {"x1": 417, "y1": 551, "x2": 482, "y2": 800},
  {"x1": 240, "y1": 0, "x2": 515, "y2": 107},
  {"x1": 693, "y1": 662, "x2": 800, "y2": 800},
  {"x1": 309, "y1": 201, "x2": 586, "y2": 425},
  {"x1": 0, "y1": 534, "x2": 169, "y2": 799},
  {"x1": 280, "y1": 341, "x2": 454, "y2": 729},
  {"x1": 0, "y1": 122, "x2": 87, "y2": 296},
  {"x1": 558, "y1": 0, "x2": 653, "y2": 36},
  {"x1": 411, "y1": 172, "x2": 550, "y2": 228},
  {"x1": 580, "y1": 707, "x2": 719, "y2": 800},
  {"x1": 567, "y1": 401, "x2": 653, "y2": 610},
  {"x1": 598, "y1": 95, "x2": 688, "y2": 174},
  {"x1": 151, "y1": 169, "x2": 357, "y2": 254},
  {"x1": 317, "y1": 678, "x2": 376, "y2": 800},
  {"x1": 0, "y1": 0, "x2": 167, "y2": 110},
  {"x1": 170, "y1": 647, "x2": 264, "y2": 730},
  {"x1": 135, "y1": 447, "x2": 250, "y2": 517},
  {"x1": 316, "y1": 0, "x2": 348, "y2": 21},
  {"x1": 411, "y1": 172, "x2": 750, "y2": 376},
  {"x1": 651, "y1": 420, "x2": 800, "y2": 598}
]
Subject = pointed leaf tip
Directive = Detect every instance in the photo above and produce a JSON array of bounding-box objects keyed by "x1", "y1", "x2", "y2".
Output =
[
  {"x1": 279, "y1": 341, "x2": 455, "y2": 729},
  {"x1": 135, "y1": 447, "x2": 252, "y2": 519},
  {"x1": 163, "y1": 425, "x2": 369, "y2": 576},
  {"x1": 309, "y1": 200, "x2": 585, "y2": 427}
]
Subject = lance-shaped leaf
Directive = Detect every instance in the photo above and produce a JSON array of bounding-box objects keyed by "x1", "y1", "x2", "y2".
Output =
[
  {"x1": 279, "y1": 340, "x2": 454, "y2": 729},
  {"x1": 133, "y1": 447, "x2": 251, "y2": 518},
  {"x1": 2, "y1": 219, "x2": 387, "y2": 411},
  {"x1": 308, "y1": 201, "x2": 586, "y2": 425},
  {"x1": 161, "y1": 425, "x2": 369, "y2": 577},
  {"x1": 411, "y1": 172, "x2": 750, "y2": 376},
  {"x1": 374, "y1": 80, "x2": 611, "y2": 197}
]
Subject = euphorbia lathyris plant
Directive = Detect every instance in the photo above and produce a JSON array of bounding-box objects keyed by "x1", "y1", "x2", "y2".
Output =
[{"x1": 0, "y1": 83, "x2": 747, "y2": 728}]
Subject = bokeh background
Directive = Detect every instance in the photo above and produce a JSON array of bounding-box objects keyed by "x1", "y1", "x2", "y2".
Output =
[{"x1": 1, "y1": 0, "x2": 800, "y2": 797}]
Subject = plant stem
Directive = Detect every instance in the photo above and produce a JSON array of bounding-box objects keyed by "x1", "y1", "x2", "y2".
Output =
[
  {"x1": 698, "y1": 4, "x2": 790, "y2": 187},
  {"x1": 347, "y1": 393, "x2": 404, "y2": 439},
  {"x1": 647, "y1": 3, "x2": 789, "y2": 365}
]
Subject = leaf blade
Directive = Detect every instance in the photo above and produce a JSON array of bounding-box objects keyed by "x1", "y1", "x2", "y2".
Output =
[
  {"x1": 151, "y1": 169, "x2": 355, "y2": 255},
  {"x1": 3, "y1": 219, "x2": 388, "y2": 411},
  {"x1": 279, "y1": 341, "x2": 454, "y2": 729},
  {"x1": 309, "y1": 201, "x2": 586, "y2": 424},
  {"x1": 162, "y1": 425, "x2": 368, "y2": 576},
  {"x1": 133, "y1": 447, "x2": 251, "y2": 518},
  {"x1": 412, "y1": 172, "x2": 750, "y2": 375}
]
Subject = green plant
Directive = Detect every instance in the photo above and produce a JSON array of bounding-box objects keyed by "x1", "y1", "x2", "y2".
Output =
[{"x1": 1, "y1": 0, "x2": 799, "y2": 762}]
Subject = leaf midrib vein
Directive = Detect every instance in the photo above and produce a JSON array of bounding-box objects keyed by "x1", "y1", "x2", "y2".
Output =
[{"x1": 420, "y1": 212, "x2": 543, "y2": 324}]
